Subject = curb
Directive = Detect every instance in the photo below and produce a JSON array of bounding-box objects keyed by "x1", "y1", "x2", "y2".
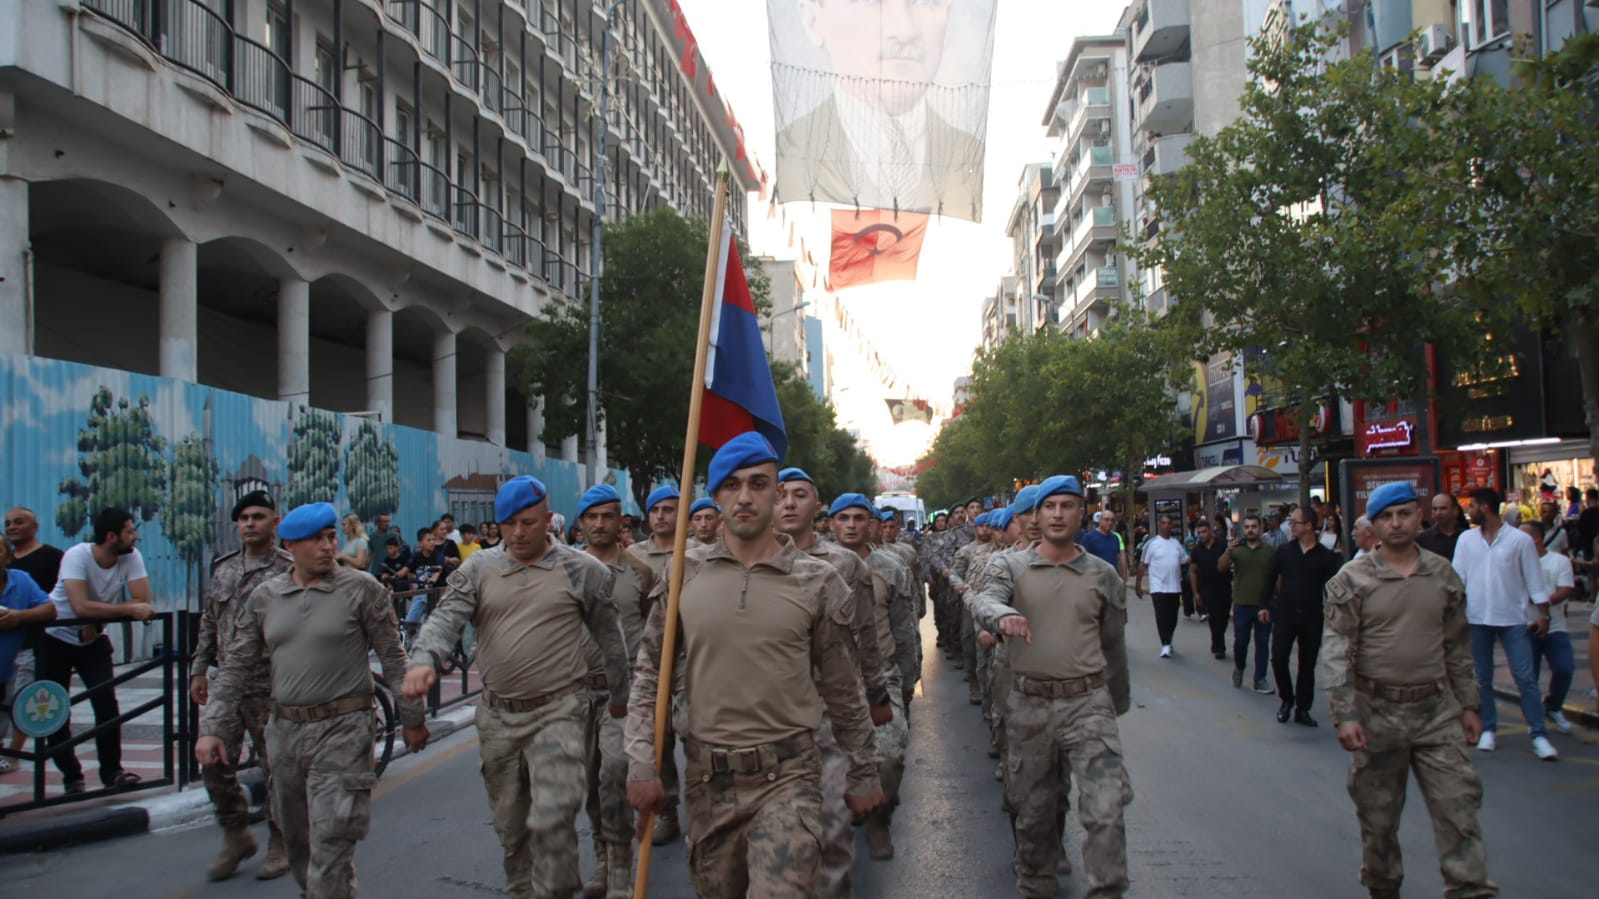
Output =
[
  {"x1": 0, "y1": 703, "x2": 480, "y2": 854},
  {"x1": 1490, "y1": 686, "x2": 1599, "y2": 732}
]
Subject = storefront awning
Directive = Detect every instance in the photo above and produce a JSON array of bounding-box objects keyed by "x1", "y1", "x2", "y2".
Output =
[{"x1": 1142, "y1": 464, "x2": 1284, "y2": 497}]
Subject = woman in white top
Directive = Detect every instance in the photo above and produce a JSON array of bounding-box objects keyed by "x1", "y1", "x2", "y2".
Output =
[{"x1": 337, "y1": 513, "x2": 371, "y2": 569}]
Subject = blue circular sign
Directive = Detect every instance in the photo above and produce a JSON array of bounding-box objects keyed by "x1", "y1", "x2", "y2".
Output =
[{"x1": 12, "y1": 679, "x2": 71, "y2": 739}]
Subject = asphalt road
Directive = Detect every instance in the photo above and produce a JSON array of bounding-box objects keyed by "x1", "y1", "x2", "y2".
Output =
[{"x1": 3, "y1": 600, "x2": 1594, "y2": 898}]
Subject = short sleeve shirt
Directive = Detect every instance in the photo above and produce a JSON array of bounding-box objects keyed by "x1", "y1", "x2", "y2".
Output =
[
  {"x1": 1140, "y1": 535, "x2": 1189, "y2": 594},
  {"x1": 1, "y1": 570, "x2": 52, "y2": 679},
  {"x1": 47, "y1": 544, "x2": 148, "y2": 645},
  {"x1": 1530, "y1": 551, "x2": 1574, "y2": 633},
  {"x1": 1079, "y1": 529, "x2": 1122, "y2": 570}
]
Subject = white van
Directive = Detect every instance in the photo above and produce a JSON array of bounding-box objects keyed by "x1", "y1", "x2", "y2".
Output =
[{"x1": 874, "y1": 493, "x2": 927, "y2": 530}]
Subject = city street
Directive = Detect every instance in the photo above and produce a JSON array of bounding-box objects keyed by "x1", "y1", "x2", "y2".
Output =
[{"x1": 3, "y1": 602, "x2": 1593, "y2": 898}]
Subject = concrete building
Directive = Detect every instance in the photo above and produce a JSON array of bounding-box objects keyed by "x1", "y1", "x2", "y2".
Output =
[
  {"x1": 1001, "y1": 163, "x2": 1058, "y2": 333},
  {"x1": 804, "y1": 313, "x2": 827, "y2": 400},
  {"x1": 979, "y1": 274, "x2": 1019, "y2": 351},
  {"x1": 1042, "y1": 33, "x2": 1137, "y2": 337},
  {"x1": 756, "y1": 257, "x2": 809, "y2": 372},
  {"x1": 2, "y1": 0, "x2": 757, "y2": 462}
]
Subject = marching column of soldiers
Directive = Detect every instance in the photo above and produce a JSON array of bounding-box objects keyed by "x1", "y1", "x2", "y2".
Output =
[{"x1": 187, "y1": 435, "x2": 1499, "y2": 898}]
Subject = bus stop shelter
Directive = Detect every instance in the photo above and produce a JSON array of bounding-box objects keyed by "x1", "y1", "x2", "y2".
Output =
[{"x1": 1141, "y1": 464, "x2": 1285, "y2": 535}]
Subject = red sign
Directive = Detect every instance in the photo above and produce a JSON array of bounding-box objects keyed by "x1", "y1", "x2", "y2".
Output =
[
  {"x1": 1443, "y1": 450, "x2": 1499, "y2": 496},
  {"x1": 1358, "y1": 418, "x2": 1418, "y2": 456},
  {"x1": 1249, "y1": 401, "x2": 1335, "y2": 446}
]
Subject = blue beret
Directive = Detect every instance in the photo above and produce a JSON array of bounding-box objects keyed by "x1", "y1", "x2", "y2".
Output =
[
  {"x1": 879, "y1": 509, "x2": 896, "y2": 522},
  {"x1": 1010, "y1": 485, "x2": 1040, "y2": 517},
  {"x1": 689, "y1": 497, "x2": 719, "y2": 515},
  {"x1": 778, "y1": 467, "x2": 814, "y2": 484},
  {"x1": 645, "y1": 485, "x2": 680, "y2": 512},
  {"x1": 495, "y1": 475, "x2": 548, "y2": 523},
  {"x1": 830, "y1": 492, "x2": 873, "y2": 517},
  {"x1": 990, "y1": 508, "x2": 1013, "y2": 531},
  {"x1": 1033, "y1": 475, "x2": 1084, "y2": 509},
  {"x1": 1365, "y1": 481, "x2": 1419, "y2": 519},
  {"x1": 975, "y1": 512, "x2": 990, "y2": 527},
  {"x1": 707, "y1": 432, "x2": 780, "y2": 495},
  {"x1": 577, "y1": 484, "x2": 621, "y2": 519},
  {"x1": 278, "y1": 502, "x2": 338, "y2": 541}
]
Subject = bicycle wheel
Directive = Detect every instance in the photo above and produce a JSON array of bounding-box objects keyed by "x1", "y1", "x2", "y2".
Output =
[{"x1": 371, "y1": 677, "x2": 397, "y2": 778}]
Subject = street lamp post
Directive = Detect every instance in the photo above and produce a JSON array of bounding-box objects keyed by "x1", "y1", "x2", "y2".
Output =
[{"x1": 585, "y1": 1, "x2": 629, "y2": 490}]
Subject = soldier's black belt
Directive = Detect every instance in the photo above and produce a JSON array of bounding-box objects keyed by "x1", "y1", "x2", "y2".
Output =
[
  {"x1": 484, "y1": 682, "x2": 582, "y2": 713},
  {"x1": 1355, "y1": 676, "x2": 1441, "y2": 702},
  {"x1": 273, "y1": 693, "x2": 371, "y2": 723},
  {"x1": 683, "y1": 732, "x2": 815, "y2": 776},
  {"x1": 1012, "y1": 672, "x2": 1105, "y2": 699}
]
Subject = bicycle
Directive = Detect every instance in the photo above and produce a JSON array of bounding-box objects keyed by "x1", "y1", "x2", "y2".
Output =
[{"x1": 371, "y1": 673, "x2": 397, "y2": 779}]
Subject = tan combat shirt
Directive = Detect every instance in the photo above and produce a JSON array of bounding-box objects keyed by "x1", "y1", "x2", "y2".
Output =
[
  {"x1": 1319, "y1": 547, "x2": 1477, "y2": 725},
  {"x1": 625, "y1": 539, "x2": 880, "y2": 796},
  {"x1": 201, "y1": 566, "x2": 423, "y2": 737},
  {"x1": 799, "y1": 537, "x2": 890, "y2": 704},
  {"x1": 973, "y1": 545, "x2": 1131, "y2": 714},
  {"x1": 626, "y1": 537, "x2": 675, "y2": 583},
  {"x1": 865, "y1": 548, "x2": 920, "y2": 685},
  {"x1": 191, "y1": 547, "x2": 295, "y2": 681},
  {"x1": 582, "y1": 550, "x2": 656, "y2": 680},
  {"x1": 412, "y1": 542, "x2": 630, "y2": 708}
]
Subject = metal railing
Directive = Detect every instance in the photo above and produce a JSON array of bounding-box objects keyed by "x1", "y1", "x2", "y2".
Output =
[
  {"x1": 389, "y1": 588, "x2": 480, "y2": 716},
  {"x1": 291, "y1": 75, "x2": 338, "y2": 153},
  {"x1": 385, "y1": 137, "x2": 422, "y2": 202},
  {"x1": 341, "y1": 107, "x2": 384, "y2": 181},
  {"x1": 232, "y1": 35, "x2": 289, "y2": 120},
  {"x1": 419, "y1": 158, "x2": 451, "y2": 220}
]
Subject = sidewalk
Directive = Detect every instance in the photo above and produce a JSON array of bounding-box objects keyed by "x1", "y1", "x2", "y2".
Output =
[
  {"x1": 1490, "y1": 598, "x2": 1597, "y2": 730},
  {"x1": 0, "y1": 660, "x2": 482, "y2": 852}
]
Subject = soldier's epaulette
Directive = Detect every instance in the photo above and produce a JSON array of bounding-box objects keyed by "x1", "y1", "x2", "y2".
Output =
[{"x1": 209, "y1": 549, "x2": 241, "y2": 573}]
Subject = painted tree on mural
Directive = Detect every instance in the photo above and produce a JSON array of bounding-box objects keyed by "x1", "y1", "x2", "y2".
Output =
[
  {"x1": 162, "y1": 433, "x2": 219, "y2": 602},
  {"x1": 56, "y1": 387, "x2": 169, "y2": 541},
  {"x1": 284, "y1": 406, "x2": 341, "y2": 509},
  {"x1": 344, "y1": 420, "x2": 400, "y2": 522}
]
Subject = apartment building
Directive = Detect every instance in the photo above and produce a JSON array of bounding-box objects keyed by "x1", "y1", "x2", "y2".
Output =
[
  {"x1": 1, "y1": 0, "x2": 756, "y2": 458},
  {"x1": 1000, "y1": 163, "x2": 1059, "y2": 334}
]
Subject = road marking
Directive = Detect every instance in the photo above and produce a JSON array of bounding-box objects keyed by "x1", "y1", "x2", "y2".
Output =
[{"x1": 373, "y1": 731, "x2": 479, "y2": 801}]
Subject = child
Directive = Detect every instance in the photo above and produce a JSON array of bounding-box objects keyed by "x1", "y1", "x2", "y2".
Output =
[
  {"x1": 378, "y1": 536, "x2": 412, "y2": 593},
  {"x1": 405, "y1": 528, "x2": 446, "y2": 635}
]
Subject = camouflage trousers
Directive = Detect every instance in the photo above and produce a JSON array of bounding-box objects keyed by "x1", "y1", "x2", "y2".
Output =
[
  {"x1": 265, "y1": 709, "x2": 376, "y2": 899},
  {"x1": 202, "y1": 692, "x2": 278, "y2": 835},
  {"x1": 977, "y1": 639, "x2": 995, "y2": 720},
  {"x1": 683, "y1": 735, "x2": 824, "y2": 898},
  {"x1": 875, "y1": 672, "x2": 908, "y2": 800},
  {"x1": 1004, "y1": 686, "x2": 1132, "y2": 899},
  {"x1": 1346, "y1": 691, "x2": 1496, "y2": 898},
  {"x1": 476, "y1": 691, "x2": 588, "y2": 899},
  {"x1": 813, "y1": 717, "x2": 854, "y2": 899},
  {"x1": 960, "y1": 601, "x2": 979, "y2": 698},
  {"x1": 583, "y1": 688, "x2": 632, "y2": 846},
  {"x1": 989, "y1": 644, "x2": 1011, "y2": 766}
]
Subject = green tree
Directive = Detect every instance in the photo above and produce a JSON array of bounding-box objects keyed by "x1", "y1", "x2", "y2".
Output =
[
  {"x1": 162, "y1": 433, "x2": 219, "y2": 603},
  {"x1": 285, "y1": 406, "x2": 341, "y2": 509},
  {"x1": 511, "y1": 207, "x2": 770, "y2": 509},
  {"x1": 1134, "y1": 20, "x2": 1492, "y2": 507},
  {"x1": 344, "y1": 420, "x2": 400, "y2": 522},
  {"x1": 56, "y1": 387, "x2": 169, "y2": 540}
]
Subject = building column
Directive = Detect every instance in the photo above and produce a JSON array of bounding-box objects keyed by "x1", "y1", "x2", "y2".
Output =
[
  {"x1": 560, "y1": 434, "x2": 579, "y2": 464},
  {"x1": 277, "y1": 277, "x2": 310, "y2": 402},
  {"x1": 433, "y1": 331, "x2": 457, "y2": 437},
  {"x1": 527, "y1": 395, "x2": 547, "y2": 462},
  {"x1": 158, "y1": 237, "x2": 198, "y2": 381},
  {"x1": 366, "y1": 308, "x2": 394, "y2": 422},
  {"x1": 485, "y1": 347, "x2": 507, "y2": 446},
  {"x1": 0, "y1": 177, "x2": 29, "y2": 355}
]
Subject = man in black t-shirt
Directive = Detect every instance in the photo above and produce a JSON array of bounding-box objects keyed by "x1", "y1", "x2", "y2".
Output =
[
  {"x1": 5, "y1": 507, "x2": 65, "y2": 593},
  {"x1": 1188, "y1": 521, "x2": 1233, "y2": 659}
]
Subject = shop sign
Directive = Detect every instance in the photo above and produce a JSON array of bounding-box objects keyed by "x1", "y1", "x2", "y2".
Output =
[
  {"x1": 1197, "y1": 441, "x2": 1245, "y2": 467},
  {"x1": 1340, "y1": 458, "x2": 1442, "y2": 523},
  {"x1": 1249, "y1": 400, "x2": 1336, "y2": 447},
  {"x1": 1359, "y1": 419, "x2": 1416, "y2": 454}
]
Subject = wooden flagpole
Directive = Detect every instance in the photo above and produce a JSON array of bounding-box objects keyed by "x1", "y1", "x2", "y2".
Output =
[{"x1": 632, "y1": 164, "x2": 731, "y2": 897}]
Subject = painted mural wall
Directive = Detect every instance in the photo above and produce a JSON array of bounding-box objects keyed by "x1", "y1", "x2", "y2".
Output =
[{"x1": 1, "y1": 353, "x2": 635, "y2": 654}]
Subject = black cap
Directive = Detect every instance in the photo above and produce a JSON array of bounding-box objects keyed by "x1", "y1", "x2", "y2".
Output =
[{"x1": 231, "y1": 490, "x2": 276, "y2": 521}]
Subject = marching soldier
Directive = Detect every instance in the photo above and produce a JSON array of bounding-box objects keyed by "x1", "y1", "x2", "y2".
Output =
[
  {"x1": 190, "y1": 490, "x2": 294, "y2": 881},
  {"x1": 775, "y1": 468, "x2": 893, "y2": 898},
  {"x1": 195, "y1": 502, "x2": 428, "y2": 899},
  {"x1": 1319, "y1": 482, "x2": 1497, "y2": 899},
  {"x1": 402, "y1": 476, "x2": 631, "y2": 899},
  {"x1": 626, "y1": 433, "x2": 884, "y2": 898},
  {"x1": 949, "y1": 513, "x2": 997, "y2": 704},
  {"x1": 625, "y1": 483, "x2": 685, "y2": 844},
  {"x1": 688, "y1": 497, "x2": 721, "y2": 548},
  {"x1": 974, "y1": 476, "x2": 1132, "y2": 899},
  {"x1": 575, "y1": 484, "x2": 656, "y2": 898},
  {"x1": 831, "y1": 493, "x2": 918, "y2": 861},
  {"x1": 986, "y1": 485, "x2": 1039, "y2": 777}
]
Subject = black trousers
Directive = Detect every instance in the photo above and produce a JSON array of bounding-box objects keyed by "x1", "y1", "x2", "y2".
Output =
[
  {"x1": 1271, "y1": 611, "x2": 1323, "y2": 713},
  {"x1": 36, "y1": 634, "x2": 123, "y2": 784},
  {"x1": 1204, "y1": 591, "x2": 1233, "y2": 654},
  {"x1": 1151, "y1": 593, "x2": 1181, "y2": 646},
  {"x1": 1180, "y1": 574, "x2": 1196, "y2": 617}
]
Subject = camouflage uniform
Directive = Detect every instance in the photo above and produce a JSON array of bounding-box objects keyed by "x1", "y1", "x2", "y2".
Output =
[
  {"x1": 412, "y1": 542, "x2": 631, "y2": 899},
  {"x1": 887, "y1": 537, "x2": 923, "y2": 618},
  {"x1": 624, "y1": 537, "x2": 682, "y2": 825},
  {"x1": 949, "y1": 539, "x2": 996, "y2": 703},
  {"x1": 862, "y1": 547, "x2": 918, "y2": 858},
  {"x1": 202, "y1": 566, "x2": 423, "y2": 899},
  {"x1": 974, "y1": 546, "x2": 1132, "y2": 899},
  {"x1": 625, "y1": 540, "x2": 880, "y2": 899},
  {"x1": 192, "y1": 547, "x2": 293, "y2": 840},
  {"x1": 1320, "y1": 550, "x2": 1496, "y2": 899}
]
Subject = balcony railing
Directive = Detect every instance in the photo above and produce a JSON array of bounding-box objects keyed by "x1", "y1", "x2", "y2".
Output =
[
  {"x1": 384, "y1": 137, "x2": 421, "y2": 202},
  {"x1": 232, "y1": 35, "x2": 288, "y2": 120},
  {"x1": 291, "y1": 75, "x2": 338, "y2": 153}
]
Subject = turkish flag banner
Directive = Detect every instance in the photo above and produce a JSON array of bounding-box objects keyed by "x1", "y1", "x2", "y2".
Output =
[{"x1": 830, "y1": 209, "x2": 929, "y2": 290}]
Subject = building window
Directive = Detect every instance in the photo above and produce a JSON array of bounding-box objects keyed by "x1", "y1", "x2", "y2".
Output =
[{"x1": 1460, "y1": 0, "x2": 1509, "y2": 49}]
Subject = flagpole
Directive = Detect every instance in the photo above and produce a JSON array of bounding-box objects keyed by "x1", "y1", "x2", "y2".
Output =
[{"x1": 633, "y1": 163, "x2": 731, "y2": 898}]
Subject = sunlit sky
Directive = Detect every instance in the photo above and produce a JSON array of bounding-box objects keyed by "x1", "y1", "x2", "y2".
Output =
[{"x1": 678, "y1": 0, "x2": 1124, "y2": 466}]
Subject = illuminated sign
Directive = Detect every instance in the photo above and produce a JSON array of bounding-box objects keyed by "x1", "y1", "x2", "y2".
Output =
[{"x1": 1362, "y1": 420, "x2": 1414, "y2": 451}]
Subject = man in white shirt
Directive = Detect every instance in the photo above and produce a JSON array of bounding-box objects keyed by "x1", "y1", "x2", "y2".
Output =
[
  {"x1": 1520, "y1": 520, "x2": 1576, "y2": 735},
  {"x1": 39, "y1": 507, "x2": 157, "y2": 792},
  {"x1": 1137, "y1": 515, "x2": 1189, "y2": 658},
  {"x1": 1351, "y1": 516, "x2": 1377, "y2": 559},
  {"x1": 1451, "y1": 488, "x2": 1557, "y2": 760}
]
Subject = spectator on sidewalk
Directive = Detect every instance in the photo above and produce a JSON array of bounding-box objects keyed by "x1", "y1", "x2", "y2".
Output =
[
  {"x1": 457, "y1": 524, "x2": 481, "y2": 560},
  {"x1": 1351, "y1": 516, "x2": 1377, "y2": 559},
  {"x1": 378, "y1": 537, "x2": 412, "y2": 593},
  {"x1": 1189, "y1": 520, "x2": 1233, "y2": 660},
  {"x1": 367, "y1": 513, "x2": 404, "y2": 579},
  {"x1": 1539, "y1": 500, "x2": 1572, "y2": 556},
  {"x1": 439, "y1": 512, "x2": 463, "y2": 544},
  {"x1": 1264, "y1": 505, "x2": 1342, "y2": 727},
  {"x1": 433, "y1": 519, "x2": 462, "y2": 568},
  {"x1": 1520, "y1": 520, "x2": 1576, "y2": 735},
  {"x1": 39, "y1": 507, "x2": 157, "y2": 793},
  {"x1": 477, "y1": 520, "x2": 502, "y2": 551},
  {"x1": 336, "y1": 513, "x2": 370, "y2": 570},
  {"x1": 1, "y1": 535, "x2": 58, "y2": 773},
  {"x1": 1137, "y1": 515, "x2": 1188, "y2": 658},
  {"x1": 1452, "y1": 487, "x2": 1558, "y2": 760},
  {"x1": 1418, "y1": 492, "x2": 1466, "y2": 561},
  {"x1": 5, "y1": 507, "x2": 64, "y2": 758},
  {"x1": 403, "y1": 528, "x2": 448, "y2": 635},
  {"x1": 1219, "y1": 514, "x2": 1275, "y2": 692}
]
